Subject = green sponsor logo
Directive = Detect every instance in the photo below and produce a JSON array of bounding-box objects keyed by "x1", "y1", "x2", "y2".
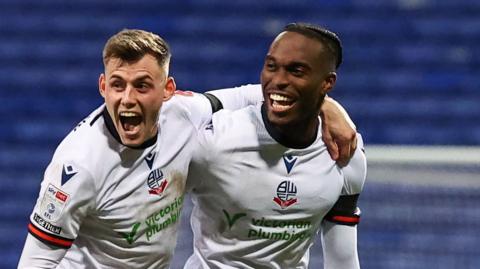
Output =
[
  {"x1": 119, "y1": 195, "x2": 184, "y2": 244},
  {"x1": 222, "y1": 209, "x2": 247, "y2": 229},
  {"x1": 248, "y1": 217, "x2": 313, "y2": 242},
  {"x1": 119, "y1": 222, "x2": 141, "y2": 244},
  {"x1": 145, "y1": 195, "x2": 184, "y2": 241},
  {"x1": 251, "y1": 217, "x2": 311, "y2": 229},
  {"x1": 221, "y1": 211, "x2": 314, "y2": 242},
  {"x1": 247, "y1": 228, "x2": 310, "y2": 241}
]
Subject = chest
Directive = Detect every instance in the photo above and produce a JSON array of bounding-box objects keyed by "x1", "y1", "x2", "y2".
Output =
[
  {"x1": 87, "y1": 126, "x2": 197, "y2": 246},
  {"x1": 202, "y1": 147, "x2": 344, "y2": 217}
]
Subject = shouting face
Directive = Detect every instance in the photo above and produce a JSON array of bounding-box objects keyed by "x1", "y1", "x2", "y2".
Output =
[{"x1": 99, "y1": 54, "x2": 175, "y2": 147}]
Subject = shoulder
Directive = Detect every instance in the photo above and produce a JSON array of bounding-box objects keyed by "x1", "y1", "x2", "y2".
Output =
[
  {"x1": 207, "y1": 84, "x2": 262, "y2": 94},
  {"x1": 340, "y1": 134, "x2": 367, "y2": 195},
  {"x1": 197, "y1": 105, "x2": 261, "y2": 152},
  {"x1": 211, "y1": 105, "x2": 259, "y2": 133},
  {"x1": 206, "y1": 84, "x2": 263, "y2": 109},
  {"x1": 56, "y1": 106, "x2": 104, "y2": 150},
  {"x1": 162, "y1": 92, "x2": 213, "y2": 128},
  {"x1": 51, "y1": 106, "x2": 111, "y2": 179},
  {"x1": 163, "y1": 91, "x2": 210, "y2": 114}
]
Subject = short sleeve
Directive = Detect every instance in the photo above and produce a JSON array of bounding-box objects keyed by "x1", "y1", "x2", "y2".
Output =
[
  {"x1": 169, "y1": 91, "x2": 214, "y2": 130},
  {"x1": 341, "y1": 134, "x2": 367, "y2": 195},
  {"x1": 27, "y1": 160, "x2": 95, "y2": 249},
  {"x1": 324, "y1": 134, "x2": 367, "y2": 226},
  {"x1": 205, "y1": 84, "x2": 263, "y2": 110}
]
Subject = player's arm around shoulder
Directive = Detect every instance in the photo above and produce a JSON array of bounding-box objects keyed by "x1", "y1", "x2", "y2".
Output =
[
  {"x1": 192, "y1": 107, "x2": 235, "y2": 163},
  {"x1": 205, "y1": 84, "x2": 263, "y2": 110},
  {"x1": 173, "y1": 84, "x2": 263, "y2": 132},
  {"x1": 164, "y1": 91, "x2": 215, "y2": 130}
]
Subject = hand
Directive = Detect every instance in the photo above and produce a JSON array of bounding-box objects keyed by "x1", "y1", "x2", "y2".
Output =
[{"x1": 320, "y1": 96, "x2": 357, "y2": 166}]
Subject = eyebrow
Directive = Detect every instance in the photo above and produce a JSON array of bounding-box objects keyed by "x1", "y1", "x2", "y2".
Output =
[
  {"x1": 132, "y1": 75, "x2": 154, "y2": 82},
  {"x1": 265, "y1": 55, "x2": 311, "y2": 69},
  {"x1": 288, "y1": 61, "x2": 310, "y2": 69},
  {"x1": 109, "y1": 74, "x2": 153, "y2": 81}
]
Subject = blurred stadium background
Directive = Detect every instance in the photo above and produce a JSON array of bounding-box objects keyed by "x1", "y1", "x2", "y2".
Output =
[{"x1": 1, "y1": 0, "x2": 479, "y2": 268}]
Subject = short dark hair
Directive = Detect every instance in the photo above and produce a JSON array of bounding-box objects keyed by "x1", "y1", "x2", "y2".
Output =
[
  {"x1": 102, "y1": 29, "x2": 171, "y2": 68},
  {"x1": 284, "y1": 23, "x2": 342, "y2": 69}
]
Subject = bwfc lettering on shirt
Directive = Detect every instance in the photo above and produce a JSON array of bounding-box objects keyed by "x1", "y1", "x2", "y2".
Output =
[
  {"x1": 273, "y1": 154, "x2": 299, "y2": 209},
  {"x1": 273, "y1": 180, "x2": 298, "y2": 209},
  {"x1": 147, "y1": 169, "x2": 168, "y2": 195},
  {"x1": 144, "y1": 153, "x2": 169, "y2": 196}
]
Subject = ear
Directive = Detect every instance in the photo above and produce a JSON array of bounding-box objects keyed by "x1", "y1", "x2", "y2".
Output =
[
  {"x1": 321, "y1": 72, "x2": 337, "y2": 94},
  {"x1": 163, "y1": 77, "x2": 176, "y2": 101},
  {"x1": 99, "y1": 74, "x2": 106, "y2": 98}
]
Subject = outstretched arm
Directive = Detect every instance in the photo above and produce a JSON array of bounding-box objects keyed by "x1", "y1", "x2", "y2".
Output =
[
  {"x1": 205, "y1": 84, "x2": 263, "y2": 112},
  {"x1": 205, "y1": 84, "x2": 357, "y2": 165}
]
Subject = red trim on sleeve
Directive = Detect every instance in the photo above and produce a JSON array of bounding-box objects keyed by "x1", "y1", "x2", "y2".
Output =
[
  {"x1": 330, "y1": 215, "x2": 360, "y2": 225},
  {"x1": 28, "y1": 223, "x2": 74, "y2": 248}
]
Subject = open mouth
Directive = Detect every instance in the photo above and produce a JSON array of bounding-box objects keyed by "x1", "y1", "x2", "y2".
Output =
[
  {"x1": 269, "y1": 93, "x2": 294, "y2": 111},
  {"x1": 119, "y1": 111, "x2": 142, "y2": 133}
]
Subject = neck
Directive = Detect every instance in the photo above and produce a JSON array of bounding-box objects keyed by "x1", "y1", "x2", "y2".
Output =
[{"x1": 261, "y1": 104, "x2": 319, "y2": 149}]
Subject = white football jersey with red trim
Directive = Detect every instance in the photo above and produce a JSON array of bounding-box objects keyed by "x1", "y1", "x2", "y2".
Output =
[
  {"x1": 20, "y1": 93, "x2": 214, "y2": 269},
  {"x1": 185, "y1": 104, "x2": 367, "y2": 269}
]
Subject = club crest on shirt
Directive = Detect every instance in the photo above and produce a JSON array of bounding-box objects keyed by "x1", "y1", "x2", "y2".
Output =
[
  {"x1": 147, "y1": 168, "x2": 168, "y2": 195},
  {"x1": 39, "y1": 184, "x2": 70, "y2": 222},
  {"x1": 273, "y1": 180, "x2": 298, "y2": 209}
]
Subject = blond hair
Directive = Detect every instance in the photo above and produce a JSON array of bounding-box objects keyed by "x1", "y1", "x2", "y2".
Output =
[{"x1": 102, "y1": 29, "x2": 171, "y2": 68}]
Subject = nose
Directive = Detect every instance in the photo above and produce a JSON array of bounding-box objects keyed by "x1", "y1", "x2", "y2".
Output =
[
  {"x1": 121, "y1": 85, "x2": 136, "y2": 107},
  {"x1": 271, "y1": 69, "x2": 289, "y2": 89}
]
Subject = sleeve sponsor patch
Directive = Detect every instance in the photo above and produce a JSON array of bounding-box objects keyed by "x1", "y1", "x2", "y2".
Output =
[
  {"x1": 28, "y1": 222, "x2": 74, "y2": 249},
  {"x1": 39, "y1": 184, "x2": 70, "y2": 222},
  {"x1": 33, "y1": 213, "x2": 62, "y2": 234}
]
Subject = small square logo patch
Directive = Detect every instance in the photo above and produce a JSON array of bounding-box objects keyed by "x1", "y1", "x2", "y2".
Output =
[{"x1": 39, "y1": 184, "x2": 70, "y2": 222}]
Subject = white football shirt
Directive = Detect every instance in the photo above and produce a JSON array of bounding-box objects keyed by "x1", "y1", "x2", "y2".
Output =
[
  {"x1": 19, "y1": 93, "x2": 215, "y2": 269},
  {"x1": 185, "y1": 104, "x2": 367, "y2": 269}
]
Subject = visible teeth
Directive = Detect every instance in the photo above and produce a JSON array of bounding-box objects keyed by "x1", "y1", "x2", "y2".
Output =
[
  {"x1": 270, "y1": 94, "x2": 291, "y2": 102},
  {"x1": 120, "y1": 112, "x2": 137, "y2": 117},
  {"x1": 272, "y1": 103, "x2": 286, "y2": 108}
]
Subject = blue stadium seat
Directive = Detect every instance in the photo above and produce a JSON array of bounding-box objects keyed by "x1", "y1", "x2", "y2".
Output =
[{"x1": 2, "y1": 0, "x2": 480, "y2": 268}]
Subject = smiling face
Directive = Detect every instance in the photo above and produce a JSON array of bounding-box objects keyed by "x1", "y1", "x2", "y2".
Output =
[
  {"x1": 99, "y1": 54, "x2": 175, "y2": 147},
  {"x1": 261, "y1": 31, "x2": 336, "y2": 128}
]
